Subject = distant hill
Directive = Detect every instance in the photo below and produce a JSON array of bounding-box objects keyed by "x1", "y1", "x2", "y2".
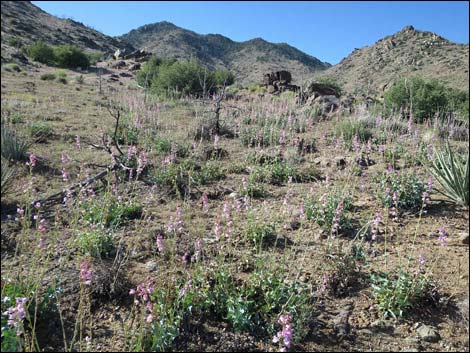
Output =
[
  {"x1": 1, "y1": 1, "x2": 134, "y2": 61},
  {"x1": 118, "y1": 22, "x2": 331, "y2": 85},
  {"x1": 319, "y1": 25, "x2": 469, "y2": 96}
]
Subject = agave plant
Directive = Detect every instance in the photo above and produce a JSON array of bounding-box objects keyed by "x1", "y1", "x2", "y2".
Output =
[
  {"x1": 1, "y1": 158, "x2": 16, "y2": 198},
  {"x1": 1, "y1": 124, "x2": 30, "y2": 161},
  {"x1": 427, "y1": 141, "x2": 469, "y2": 206}
]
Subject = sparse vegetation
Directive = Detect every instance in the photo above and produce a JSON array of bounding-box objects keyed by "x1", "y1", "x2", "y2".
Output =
[{"x1": 1, "y1": 7, "x2": 468, "y2": 353}]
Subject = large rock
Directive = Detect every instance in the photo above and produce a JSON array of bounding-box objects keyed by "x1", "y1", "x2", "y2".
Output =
[{"x1": 113, "y1": 49, "x2": 121, "y2": 60}]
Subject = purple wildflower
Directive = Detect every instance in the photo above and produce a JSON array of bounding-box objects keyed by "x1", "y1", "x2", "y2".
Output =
[
  {"x1": 28, "y1": 153, "x2": 37, "y2": 168},
  {"x1": 5, "y1": 297, "x2": 28, "y2": 335},
  {"x1": 438, "y1": 226, "x2": 447, "y2": 247},
  {"x1": 80, "y1": 260, "x2": 93, "y2": 285},
  {"x1": 273, "y1": 314, "x2": 293, "y2": 351},
  {"x1": 156, "y1": 233, "x2": 164, "y2": 253}
]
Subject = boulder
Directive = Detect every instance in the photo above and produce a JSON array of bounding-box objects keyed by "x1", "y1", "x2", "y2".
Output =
[
  {"x1": 128, "y1": 63, "x2": 141, "y2": 71},
  {"x1": 111, "y1": 60, "x2": 126, "y2": 69},
  {"x1": 113, "y1": 49, "x2": 121, "y2": 60}
]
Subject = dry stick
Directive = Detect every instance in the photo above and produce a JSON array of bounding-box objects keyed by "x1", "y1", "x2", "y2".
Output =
[{"x1": 30, "y1": 166, "x2": 116, "y2": 208}]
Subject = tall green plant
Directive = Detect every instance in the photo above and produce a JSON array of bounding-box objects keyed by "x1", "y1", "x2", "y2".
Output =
[
  {"x1": 1, "y1": 125, "x2": 30, "y2": 161},
  {"x1": 426, "y1": 142, "x2": 469, "y2": 206}
]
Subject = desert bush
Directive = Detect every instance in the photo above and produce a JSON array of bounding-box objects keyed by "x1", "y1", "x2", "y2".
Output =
[
  {"x1": 138, "y1": 56, "x2": 234, "y2": 97},
  {"x1": 425, "y1": 142, "x2": 469, "y2": 206},
  {"x1": 243, "y1": 215, "x2": 276, "y2": 249},
  {"x1": 136, "y1": 56, "x2": 176, "y2": 88},
  {"x1": 53, "y1": 44, "x2": 90, "y2": 69},
  {"x1": 3, "y1": 63, "x2": 21, "y2": 72},
  {"x1": 80, "y1": 195, "x2": 143, "y2": 228},
  {"x1": 371, "y1": 269, "x2": 431, "y2": 319},
  {"x1": 86, "y1": 51, "x2": 103, "y2": 65},
  {"x1": 75, "y1": 229, "x2": 113, "y2": 257},
  {"x1": 7, "y1": 37, "x2": 22, "y2": 48},
  {"x1": 40, "y1": 73, "x2": 56, "y2": 81},
  {"x1": 153, "y1": 159, "x2": 225, "y2": 196},
  {"x1": 334, "y1": 119, "x2": 373, "y2": 148},
  {"x1": 214, "y1": 69, "x2": 235, "y2": 86},
  {"x1": 28, "y1": 122, "x2": 54, "y2": 143},
  {"x1": 305, "y1": 191, "x2": 353, "y2": 235},
  {"x1": 384, "y1": 77, "x2": 468, "y2": 122},
  {"x1": 1, "y1": 125, "x2": 29, "y2": 161},
  {"x1": 25, "y1": 41, "x2": 55, "y2": 65},
  {"x1": 196, "y1": 265, "x2": 312, "y2": 339},
  {"x1": 376, "y1": 171, "x2": 426, "y2": 211}
]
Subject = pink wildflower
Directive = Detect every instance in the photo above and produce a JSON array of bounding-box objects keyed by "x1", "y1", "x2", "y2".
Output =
[
  {"x1": 156, "y1": 233, "x2": 164, "y2": 253},
  {"x1": 273, "y1": 314, "x2": 293, "y2": 351},
  {"x1": 38, "y1": 218, "x2": 47, "y2": 233},
  {"x1": 5, "y1": 297, "x2": 28, "y2": 335},
  {"x1": 438, "y1": 226, "x2": 447, "y2": 247},
  {"x1": 80, "y1": 260, "x2": 92, "y2": 285},
  {"x1": 28, "y1": 153, "x2": 37, "y2": 168}
]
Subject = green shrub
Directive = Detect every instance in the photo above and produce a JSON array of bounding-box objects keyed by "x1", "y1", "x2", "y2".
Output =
[
  {"x1": 3, "y1": 63, "x2": 21, "y2": 72},
  {"x1": 40, "y1": 73, "x2": 56, "y2": 81},
  {"x1": 7, "y1": 37, "x2": 22, "y2": 48},
  {"x1": 243, "y1": 216, "x2": 276, "y2": 249},
  {"x1": 136, "y1": 56, "x2": 176, "y2": 88},
  {"x1": 371, "y1": 269, "x2": 430, "y2": 319},
  {"x1": 138, "y1": 56, "x2": 235, "y2": 97},
  {"x1": 376, "y1": 171, "x2": 426, "y2": 211},
  {"x1": 305, "y1": 191, "x2": 353, "y2": 234},
  {"x1": 86, "y1": 51, "x2": 103, "y2": 65},
  {"x1": 25, "y1": 41, "x2": 55, "y2": 65},
  {"x1": 28, "y1": 122, "x2": 54, "y2": 143},
  {"x1": 53, "y1": 44, "x2": 90, "y2": 69},
  {"x1": 384, "y1": 77, "x2": 468, "y2": 122},
  {"x1": 1, "y1": 125, "x2": 30, "y2": 161},
  {"x1": 214, "y1": 69, "x2": 235, "y2": 86},
  {"x1": 334, "y1": 119, "x2": 373, "y2": 148},
  {"x1": 75, "y1": 229, "x2": 113, "y2": 257},
  {"x1": 81, "y1": 195, "x2": 143, "y2": 228}
]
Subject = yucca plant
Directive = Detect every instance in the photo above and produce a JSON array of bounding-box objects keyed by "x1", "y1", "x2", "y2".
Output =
[
  {"x1": 1, "y1": 158, "x2": 16, "y2": 198},
  {"x1": 426, "y1": 141, "x2": 469, "y2": 206},
  {"x1": 1, "y1": 124, "x2": 30, "y2": 161}
]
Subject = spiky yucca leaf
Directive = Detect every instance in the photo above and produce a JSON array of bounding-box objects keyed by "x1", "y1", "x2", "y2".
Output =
[
  {"x1": 427, "y1": 142, "x2": 469, "y2": 206},
  {"x1": 1, "y1": 159, "x2": 16, "y2": 198}
]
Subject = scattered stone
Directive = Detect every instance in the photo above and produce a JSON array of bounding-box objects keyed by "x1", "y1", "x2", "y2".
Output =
[
  {"x1": 145, "y1": 260, "x2": 157, "y2": 272},
  {"x1": 416, "y1": 324, "x2": 440, "y2": 342},
  {"x1": 459, "y1": 232, "x2": 469, "y2": 245}
]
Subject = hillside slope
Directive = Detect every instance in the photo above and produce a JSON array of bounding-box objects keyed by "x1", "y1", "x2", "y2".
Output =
[
  {"x1": 1, "y1": 1, "x2": 134, "y2": 60},
  {"x1": 319, "y1": 26, "x2": 469, "y2": 96},
  {"x1": 119, "y1": 22, "x2": 331, "y2": 85}
]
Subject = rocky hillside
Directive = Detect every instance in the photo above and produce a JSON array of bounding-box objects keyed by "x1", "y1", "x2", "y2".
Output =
[
  {"x1": 1, "y1": 1, "x2": 133, "y2": 61},
  {"x1": 319, "y1": 26, "x2": 469, "y2": 97},
  {"x1": 118, "y1": 22, "x2": 331, "y2": 85}
]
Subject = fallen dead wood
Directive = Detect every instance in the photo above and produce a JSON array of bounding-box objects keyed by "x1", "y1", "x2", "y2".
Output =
[{"x1": 30, "y1": 165, "x2": 116, "y2": 208}]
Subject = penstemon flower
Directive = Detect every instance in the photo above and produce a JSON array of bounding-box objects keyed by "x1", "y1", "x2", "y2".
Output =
[
  {"x1": 80, "y1": 260, "x2": 93, "y2": 285},
  {"x1": 5, "y1": 297, "x2": 28, "y2": 336},
  {"x1": 438, "y1": 226, "x2": 447, "y2": 247},
  {"x1": 273, "y1": 314, "x2": 293, "y2": 352}
]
